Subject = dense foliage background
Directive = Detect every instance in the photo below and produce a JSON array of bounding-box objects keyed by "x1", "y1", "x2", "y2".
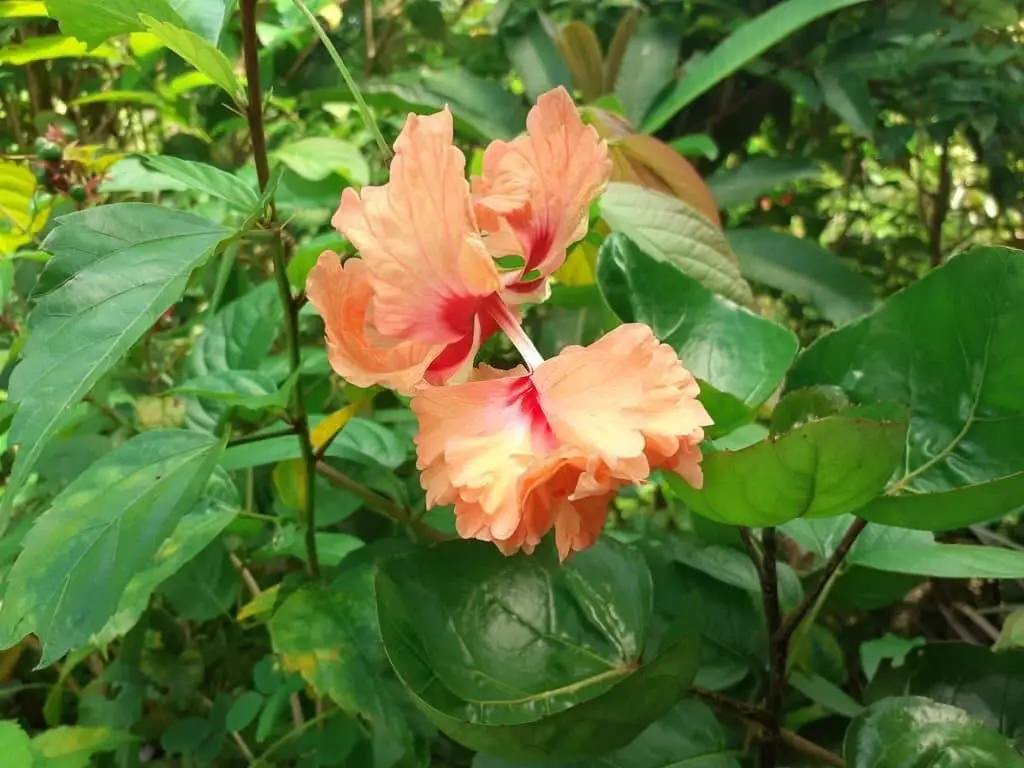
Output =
[{"x1": 1, "y1": 0, "x2": 1024, "y2": 766}]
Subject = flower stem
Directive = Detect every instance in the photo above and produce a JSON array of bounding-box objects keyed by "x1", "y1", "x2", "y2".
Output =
[
  {"x1": 485, "y1": 295, "x2": 545, "y2": 371},
  {"x1": 241, "y1": 0, "x2": 319, "y2": 580}
]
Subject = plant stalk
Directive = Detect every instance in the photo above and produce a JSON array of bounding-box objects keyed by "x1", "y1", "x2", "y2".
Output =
[
  {"x1": 240, "y1": 0, "x2": 320, "y2": 579},
  {"x1": 760, "y1": 527, "x2": 783, "y2": 768}
]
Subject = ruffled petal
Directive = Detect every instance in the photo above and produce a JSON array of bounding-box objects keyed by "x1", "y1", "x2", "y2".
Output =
[
  {"x1": 334, "y1": 108, "x2": 501, "y2": 345},
  {"x1": 305, "y1": 253, "x2": 439, "y2": 395},
  {"x1": 475, "y1": 86, "x2": 611, "y2": 281},
  {"x1": 533, "y1": 324, "x2": 713, "y2": 484}
]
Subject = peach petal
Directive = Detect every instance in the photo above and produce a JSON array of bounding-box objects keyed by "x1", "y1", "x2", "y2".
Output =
[
  {"x1": 334, "y1": 108, "x2": 500, "y2": 346},
  {"x1": 475, "y1": 86, "x2": 611, "y2": 281},
  {"x1": 305, "y1": 253, "x2": 438, "y2": 395}
]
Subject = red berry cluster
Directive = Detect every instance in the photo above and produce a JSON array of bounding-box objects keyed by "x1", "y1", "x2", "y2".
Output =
[{"x1": 31, "y1": 125, "x2": 102, "y2": 204}]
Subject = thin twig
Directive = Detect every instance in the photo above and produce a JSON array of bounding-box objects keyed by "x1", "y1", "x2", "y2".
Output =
[
  {"x1": 84, "y1": 394, "x2": 131, "y2": 429},
  {"x1": 316, "y1": 462, "x2": 445, "y2": 542},
  {"x1": 241, "y1": 0, "x2": 320, "y2": 579},
  {"x1": 253, "y1": 707, "x2": 338, "y2": 767},
  {"x1": 761, "y1": 527, "x2": 783, "y2": 768},
  {"x1": 228, "y1": 425, "x2": 298, "y2": 448},
  {"x1": 229, "y1": 552, "x2": 262, "y2": 598},
  {"x1": 778, "y1": 517, "x2": 868, "y2": 644},
  {"x1": 938, "y1": 603, "x2": 981, "y2": 644},
  {"x1": 691, "y1": 686, "x2": 845, "y2": 768},
  {"x1": 953, "y1": 602, "x2": 1000, "y2": 643},
  {"x1": 738, "y1": 526, "x2": 763, "y2": 579}
]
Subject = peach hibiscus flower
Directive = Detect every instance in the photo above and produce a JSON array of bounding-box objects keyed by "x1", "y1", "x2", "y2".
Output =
[
  {"x1": 307, "y1": 86, "x2": 610, "y2": 394},
  {"x1": 411, "y1": 324, "x2": 713, "y2": 561},
  {"x1": 307, "y1": 85, "x2": 712, "y2": 559}
]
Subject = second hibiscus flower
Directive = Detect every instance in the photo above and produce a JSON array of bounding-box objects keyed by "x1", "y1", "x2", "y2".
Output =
[{"x1": 307, "y1": 85, "x2": 713, "y2": 560}]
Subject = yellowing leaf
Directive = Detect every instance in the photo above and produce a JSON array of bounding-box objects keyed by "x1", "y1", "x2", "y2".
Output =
[
  {"x1": 63, "y1": 145, "x2": 124, "y2": 174},
  {"x1": 0, "y1": 1, "x2": 48, "y2": 18},
  {"x1": 310, "y1": 400, "x2": 365, "y2": 453},
  {"x1": 0, "y1": 36, "x2": 119, "y2": 65},
  {"x1": 273, "y1": 459, "x2": 307, "y2": 512},
  {"x1": 555, "y1": 241, "x2": 598, "y2": 286},
  {"x1": 238, "y1": 584, "x2": 279, "y2": 621},
  {"x1": 0, "y1": 160, "x2": 50, "y2": 256}
]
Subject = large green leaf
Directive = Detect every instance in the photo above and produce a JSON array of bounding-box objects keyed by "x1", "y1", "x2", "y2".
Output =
[
  {"x1": 599, "y1": 184, "x2": 753, "y2": 306},
  {"x1": 816, "y1": 65, "x2": 876, "y2": 137},
  {"x1": 0, "y1": 430, "x2": 224, "y2": 664},
  {"x1": 669, "y1": 416, "x2": 906, "y2": 526},
  {"x1": 92, "y1": 469, "x2": 239, "y2": 646},
  {"x1": 141, "y1": 156, "x2": 261, "y2": 212},
  {"x1": 503, "y1": 11, "x2": 572, "y2": 102},
  {"x1": 783, "y1": 515, "x2": 1024, "y2": 579},
  {"x1": 843, "y1": 696, "x2": 1024, "y2": 768},
  {"x1": 598, "y1": 234, "x2": 797, "y2": 410},
  {"x1": 643, "y1": 0, "x2": 870, "y2": 132},
  {"x1": 788, "y1": 247, "x2": 1024, "y2": 530},
  {"x1": 376, "y1": 539, "x2": 702, "y2": 762},
  {"x1": 269, "y1": 563, "x2": 413, "y2": 768},
  {"x1": 140, "y1": 15, "x2": 241, "y2": 101},
  {"x1": 167, "y1": 0, "x2": 231, "y2": 44},
  {"x1": 727, "y1": 228, "x2": 875, "y2": 324},
  {"x1": 45, "y1": 0, "x2": 227, "y2": 45},
  {"x1": 186, "y1": 282, "x2": 283, "y2": 377},
  {"x1": 271, "y1": 138, "x2": 369, "y2": 185},
  {"x1": 3, "y1": 204, "x2": 231, "y2": 526},
  {"x1": 319, "y1": 68, "x2": 527, "y2": 141},
  {"x1": 706, "y1": 157, "x2": 820, "y2": 209},
  {"x1": 613, "y1": 17, "x2": 680, "y2": 128},
  {"x1": 865, "y1": 643, "x2": 1024, "y2": 750},
  {"x1": 44, "y1": 0, "x2": 184, "y2": 47},
  {"x1": 474, "y1": 697, "x2": 740, "y2": 768}
]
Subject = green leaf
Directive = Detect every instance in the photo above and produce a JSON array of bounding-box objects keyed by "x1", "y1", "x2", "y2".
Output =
[
  {"x1": 0, "y1": 35, "x2": 119, "y2": 65},
  {"x1": 504, "y1": 12, "x2": 572, "y2": 102},
  {"x1": 858, "y1": 472, "x2": 1024, "y2": 531},
  {"x1": 44, "y1": 0, "x2": 185, "y2": 48},
  {"x1": 255, "y1": 527, "x2": 363, "y2": 567},
  {"x1": 186, "y1": 283, "x2": 283, "y2": 377},
  {"x1": 996, "y1": 609, "x2": 1024, "y2": 651},
  {"x1": 790, "y1": 670, "x2": 864, "y2": 718},
  {"x1": 859, "y1": 633, "x2": 926, "y2": 683},
  {"x1": 788, "y1": 247, "x2": 1024, "y2": 530},
  {"x1": 226, "y1": 691, "x2": 264, "y2": 732},
  {"x1": 31, "y1": 726, "x2": 135, "y2": 768},
  {"x1": 0, "y1": 2, "x2": 48, "y2": 19},
  {"x1": 783, "y1": 515, "x2": 1024, "y2": 579},
  {"x1": 167, "y1": 0, "x2": 231, "y2": 44},
  {"x1": 140, "y1": 14, "x2": 241, "y2": 101},
  {"x1": 271, "y1": 138, "x2": 369, "y2": 185},
  {"x1": 816, "y1": 65, "x2": 876, "y2": 137},
  {"x1": 0, "y1": 430, "x2": 225, "y2": 665},
  {"x1": 0, "y1": 721, "x2": 33, "y2": 768},
  {"x1": 91, "y1": 469, "x2": 239, "y2": 645},
  {"x1": 843, "y1": 696, "x2": 1024, "y2": 768},
  {"x1": 643, "y1": 0, "x2": 871, "y2": 132},
  {"x1": 599, "y1": 184, "x2": 753, "y2": 306},
  {"x1": 727, "y1": 228, "x2": 876, "y2": 324},
  {"x1": 706, "y1": 157, "x2": 820, "y2": 208},
  {"x1": 597, "y1": 234, "x2": 796, "y2": 409},
  {"x1": 269, "y1": 563, "x2": 414, "y2": 768},
  {"x1": 668, "y1": 134, "x2": 719, "y2": 161},
  {"x1": 221, "y1": 418, "x2": 405, "y2": 471},
  {"x1": 141, "y1": 155, "x2": 261, "y2": 212},
  {"x1": 474, "y1": 697, "x2": 740, "y2": 768},
  {"x1": 172, "y1": 370, "x2": 287, "y2": 411},
  {"x1": 376, "y1": 538, "x2": 702, "y2": 762},
  {"x1": 866, "y1": 644, "x2": 1023, "y2": 749},
  {"x1": 321, "y1": 67, "x2": 527, "y2": 141},
  {"x1": 670, "y1": 417, "x2": 906, "y2": 526},
  {"x1": 101, "y1": 157, "x2": 191, "y2": 193},
  {"x1": 613, "y1": 17, "x2": 680, "y2": 127},
  {"x1": 3, "y1": 204, "x2": 231, "y2": 526},
  {"x1": 770, "y1": 385, "x2": 851, "y2": 435},
  {"x1": 158, "y1": 540, "x2": 240, "y2": 621}
]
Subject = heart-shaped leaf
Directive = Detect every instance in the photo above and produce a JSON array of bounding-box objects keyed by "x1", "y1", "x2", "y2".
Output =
[
  {"x1": 789, "y1": 246, "x2": 1024, "y2": 530},
  {"x1": 376, "y1": 539, "x2": 702, "y2": 762}
]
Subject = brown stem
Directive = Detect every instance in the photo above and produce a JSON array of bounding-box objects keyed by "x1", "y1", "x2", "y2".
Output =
[
  {"x1": 316, "y1": 462, "x2": 446, "y2": 543},
  {"x1": 691, "y1": 686, "x2": 845, "y2": 768},
  {"x1": 241, "y1": 0, "x2": 320, "y2": 579},
  {"x1": 739, "y1": 526, "x2": 763, "y2": 579},
  {"x1": 929, "y1": 137, "x2": 952, "y2": 267},
  {"x1": 760, "y1": 527, "x2": 783, "y2": 768},
  {"x1": 778, "y1": 517, "x2": 868, "y2": 644}
]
